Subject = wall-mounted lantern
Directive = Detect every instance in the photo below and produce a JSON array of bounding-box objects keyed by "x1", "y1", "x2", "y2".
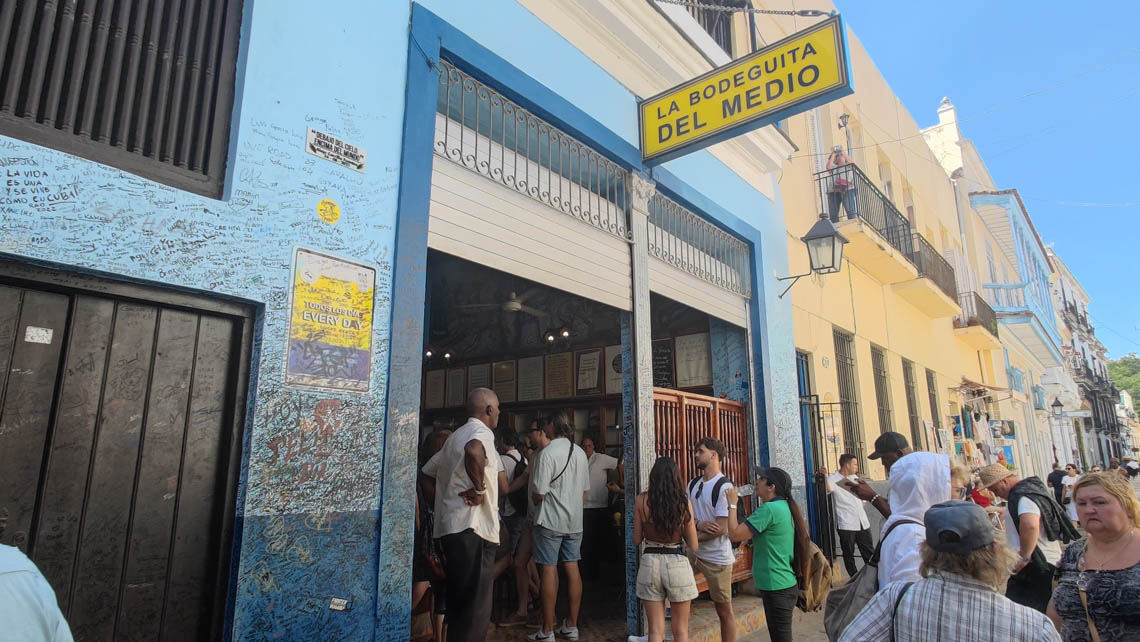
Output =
[{"x1": 777, "y1": 213, "x2": 848, "y2": 298}]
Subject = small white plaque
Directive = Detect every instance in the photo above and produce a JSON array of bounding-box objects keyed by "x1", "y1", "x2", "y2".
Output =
[
  {"x1": 329, "y1": 597, "x2": 349, "y2": 611},
  {"x1": 24, "y1": 326, "x2": 53, "y2": 344},
  {"x1": 306, "y1": 127, "x2": 367, "y2": 173}
]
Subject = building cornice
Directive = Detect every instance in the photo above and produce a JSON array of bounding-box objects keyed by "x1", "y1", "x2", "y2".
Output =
[{"x1": 518, "y1": 0, "x2": 794, "y2": 200}]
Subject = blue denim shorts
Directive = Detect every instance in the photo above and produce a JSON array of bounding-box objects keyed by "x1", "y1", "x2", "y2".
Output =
[{"x1": 532, "y1": 525, "x2": 583, "y2": 565}]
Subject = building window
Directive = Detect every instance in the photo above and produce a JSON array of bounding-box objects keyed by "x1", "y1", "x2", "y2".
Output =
[
  {"x1": 902, "y1": 359, "x2": 924, "y2": 450},
  {"x1": 832, "y1": 329, "x2": 865, "y2": 468},
  {"x1": 871, "y1": 346, "x2": 894, "y2": 432},
  {"x1": 683, "y1": 0, "x2": 737, "y2": 55},
  {"x1": 925, "y1": 368, "x2": 941, "y2": 429},
  {"x1": 0, "y1": 1, "x2": 244, "y2": 198}
]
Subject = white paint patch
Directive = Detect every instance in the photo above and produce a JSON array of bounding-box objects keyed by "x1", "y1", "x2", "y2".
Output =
[
  {"x1": 328, "y1": 597, "x2": 349, "y2": 611},
  {"x1": 24, "y1": 326, "x2": 53, "y2": 344}
]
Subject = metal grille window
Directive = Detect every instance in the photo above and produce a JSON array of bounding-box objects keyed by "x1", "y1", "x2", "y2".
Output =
[
  {"x1": 870, "y1": 346, "x2": 893, "y2": 433},
  {"x1": 682, "y1": 0, "x2": 736, "y2": 55},
  {"x1": 832, "y1": 329, "x2": 865, "y2": 467},
  {"x1": 902, "y1": 359, "x2": 923, "y2": 450},
  {"x1": 926, "y1": 368, "x2": 941, "y2": 429},
  {"x1": 0, "y1": 0, "x2": 243, "y2": 198},
  {"x1": 434, "y1": 59, "x2": 631, "y2": 241},
  {"x1": 648, "y1": 192, "x2": 751, "y2": 297}
]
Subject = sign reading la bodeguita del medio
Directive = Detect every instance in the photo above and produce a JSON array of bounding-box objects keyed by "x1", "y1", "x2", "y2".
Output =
[{"x1": 639, "y1": 15, "x2": 852, "y2": 165}]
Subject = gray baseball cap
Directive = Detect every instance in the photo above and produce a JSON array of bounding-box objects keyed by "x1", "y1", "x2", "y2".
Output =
[{"x1": 924, "y1": 500, "x2": 995, "y2": 555}]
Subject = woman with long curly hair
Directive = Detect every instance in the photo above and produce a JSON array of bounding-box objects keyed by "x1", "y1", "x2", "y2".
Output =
[
  {"x1": 725, "y1": 467, "x2": 811, "y2": 642},
  {"x1": 633, "y1": 457, "x2": 699, "y2": 642}
]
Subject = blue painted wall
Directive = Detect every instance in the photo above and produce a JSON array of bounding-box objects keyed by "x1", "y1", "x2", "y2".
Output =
[
  {"x1": 0, "y1": 0, "x2": 801, "y2": 638},
  {"x1": 0, "y1": 0, "x2": 412, "y2": 638}
]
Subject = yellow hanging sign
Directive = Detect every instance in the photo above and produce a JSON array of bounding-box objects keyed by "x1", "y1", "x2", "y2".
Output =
[{"x1": 639, "y1": 15, "x2": 851, "y2": 164}]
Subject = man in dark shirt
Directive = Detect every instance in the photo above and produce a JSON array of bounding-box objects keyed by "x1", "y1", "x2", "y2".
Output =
[{"x1": 1045, "y1": 463, "x2": 1066, "y2": 505}]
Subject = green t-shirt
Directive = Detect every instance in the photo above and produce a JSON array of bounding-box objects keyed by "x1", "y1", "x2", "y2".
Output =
[{"x1": 745, "y1": 499, "x2": 797, "y2": 591}]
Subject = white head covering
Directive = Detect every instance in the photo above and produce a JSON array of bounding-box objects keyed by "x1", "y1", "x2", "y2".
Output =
[{"x1": 882, "y1": 451, "x2": 951, "y2": 536}]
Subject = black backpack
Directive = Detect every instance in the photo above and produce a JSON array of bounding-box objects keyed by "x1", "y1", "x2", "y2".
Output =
[
  {"x1": 688, "y1": 475, "x2": 742, "y2": 548},
  {"x1": 504, "y1": 452, "x2": 528, "y2": 515}
]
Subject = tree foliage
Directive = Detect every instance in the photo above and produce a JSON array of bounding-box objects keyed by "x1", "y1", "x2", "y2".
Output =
[{"x1": 1108, "y1": 353, "x2": 1140, "y2": 407}]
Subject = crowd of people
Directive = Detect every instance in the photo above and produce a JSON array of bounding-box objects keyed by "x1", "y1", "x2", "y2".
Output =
[{"x1": 410, "y1": 390, "x2": 1140, "y2": 642}]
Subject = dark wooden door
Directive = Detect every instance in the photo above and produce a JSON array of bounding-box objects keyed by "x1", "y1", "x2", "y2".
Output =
[{"x1": 0, "y1": 279, "x2": 248, "y2": 642}]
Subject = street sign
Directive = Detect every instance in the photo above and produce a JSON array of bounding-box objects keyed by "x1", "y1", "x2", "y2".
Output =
[{"x1": 638, "y1": 15, "x2": 852, "y2": 165}]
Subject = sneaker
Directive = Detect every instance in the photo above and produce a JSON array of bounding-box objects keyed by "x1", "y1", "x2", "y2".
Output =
[
  {"x1": 527, "y1": 629, "x2": 554, "y2": 641},
  {"x1": 555, "y1": 620, "x2": 579, "y2": 640},
  {"x1": 627, "y1": 636, "x2": 648, "y2": 642}
]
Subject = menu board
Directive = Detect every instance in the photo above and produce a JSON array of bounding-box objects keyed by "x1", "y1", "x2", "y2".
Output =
[
  {"x1": 604, "y1": 345, "x2": 623, "y2": 395},
  {"x1": 468, "y1": 363, "x2": 491, "y2": 391},
  {"x1": 545, "y1": 352, "x2": 574, "y2": 399},
  {"x1": 424, "y1": 369, "x2": 446, "y2": 409},
  {"x1": 652, "y1": 339, "x2": 675, "y2": 388},
  {"x1": 675, "y1": 333, "x2": 712, "y2": 388},
  {"x1": 492, "y1": 360, "x2": 517, "y2": 403},
  {"x1": 576, "y1": 349, "x2": 602, "y2": 396},
  {"x1": 445, "y1": 368, "x2": 466, "y2": 408},
  {"x1": 518, "y1": 356, "x2": 544, "y2": 402}
]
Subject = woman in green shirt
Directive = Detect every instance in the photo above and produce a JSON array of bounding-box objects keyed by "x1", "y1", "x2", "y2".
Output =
[{"x1": 724, "y1": 467, "x2": 809, "y2": 642}]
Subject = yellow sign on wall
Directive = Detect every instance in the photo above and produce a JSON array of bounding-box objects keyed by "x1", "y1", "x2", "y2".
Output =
[{"x1": 639, "y1": 16, "x2": 851, "y2": 164}]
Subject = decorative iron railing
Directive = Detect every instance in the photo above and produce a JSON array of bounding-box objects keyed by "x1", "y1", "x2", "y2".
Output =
[
  {"x1": 647, "y1": 193, "x2": 752, "y2": 297},
  {"x1": 680, "y1": 0, "x2": 735, "y2": 54},
  {"x1": 434, "y1": 60, "x2": 631, "y2": 241},
  {"x1": 814, "y1": 163, "x2": 914, "y2": 260},
  {"x1": 911, "y1": 233, "x2": 958, "y2": 301},
  {"x1": 954, "y1": 291, "x2": 999, "y2": 338}
]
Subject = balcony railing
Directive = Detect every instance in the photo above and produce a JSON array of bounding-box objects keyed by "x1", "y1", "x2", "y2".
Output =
[
  {"x1": 648, "y1": 193, "x2": 752, "y2": 297},
  {"x1": 814, "y1": 163, "x2": 913, "y2": 260},
  {"x1": 955, "y1": 291, "x2": 999, "y2": 338},
  {"x1": 910, "y1": 233, "x2": 957, "y2": 301},
  {"x1": 683, "y1": 0, "x2": 737, "y2": 55}
]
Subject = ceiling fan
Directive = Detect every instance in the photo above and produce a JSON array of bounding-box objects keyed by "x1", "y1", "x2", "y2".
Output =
[{"x1": 455, "y1": 289, "x2": 548, "y2": 318}]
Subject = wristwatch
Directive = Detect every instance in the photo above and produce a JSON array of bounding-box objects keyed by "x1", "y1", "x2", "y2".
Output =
[
  {"x1": 727, "y1": 504, "x2": 737, "y2": 510},
  {"x1": 474, "y1": 487, "x2": 487, "y2": 495}
]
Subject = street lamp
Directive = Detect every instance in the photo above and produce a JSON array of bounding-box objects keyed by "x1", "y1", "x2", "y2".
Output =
[
  {"x1": 777, "y1": 213, "x2": 849, "y2": 298},
  {"x1": 1051, "y1": 397, "x2": 1064, "y2": 419}
]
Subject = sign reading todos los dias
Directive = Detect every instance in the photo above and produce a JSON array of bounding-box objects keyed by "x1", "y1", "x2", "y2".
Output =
[{"x1": 639, "y1": 15, "x2": 852, "y2": 164}]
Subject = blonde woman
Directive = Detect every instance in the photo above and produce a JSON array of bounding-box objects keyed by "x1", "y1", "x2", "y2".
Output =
[{"x1": 1048, "y1": 472, "x2": 1140, "y2": 641}]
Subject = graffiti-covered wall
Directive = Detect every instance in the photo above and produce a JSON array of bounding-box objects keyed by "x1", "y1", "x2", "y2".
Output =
[{"x1": 0, "y1": 0, "x2": 412, "y2": 638}]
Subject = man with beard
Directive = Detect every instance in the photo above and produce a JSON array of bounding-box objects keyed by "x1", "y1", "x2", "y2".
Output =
[{"x1": 687, "y1": 437, "x2": 736, "y2": 642}]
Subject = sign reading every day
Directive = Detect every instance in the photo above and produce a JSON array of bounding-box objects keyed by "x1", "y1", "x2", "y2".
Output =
[
  {"x1": 639, "y1": 15, "x2": 851, "y2": 164},
  {"x1": 306, "y1": 127, "x2": 367, "y2": 173},
  {"x1": 285, "y1": 248, "x2": 375, "y2": 392}
]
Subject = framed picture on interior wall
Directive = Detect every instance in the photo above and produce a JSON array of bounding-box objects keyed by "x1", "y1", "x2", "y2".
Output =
[
  {"x1": 518, "y1": 356, "x2": 544, "y2": 402},
  {"x1": 652, "y1": 338, "x2": 675, "y2": 388},
  {"x1": 604, "y1": 345, "x2": 623, "y2": 395},
  {"x1": 445, "y1": 367, "x2": 466, "y2": 408},
  {"x1": 545, "y1": 352, "x2": 574, "y2": 399},
  {"x1": 424, "y1": 369, "x2": 446, "y2": 409},
  {"x1": 674, "y1": 332, "x2": 712, "y2": 388},
  {"x1": 468, "y1": 363, "x2": 491, "y2": 391},
  {"x1": 575, "y1": 349, "x2": 603, "y2": 396},
  {"x1": 492, "y1": 360, "x2": 517, "y2": 403}
]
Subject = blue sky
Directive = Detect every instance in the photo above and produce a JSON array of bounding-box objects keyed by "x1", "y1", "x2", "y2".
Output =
[{"x1": 834, "y1": 1, "x2": 1140, "y2": 359}]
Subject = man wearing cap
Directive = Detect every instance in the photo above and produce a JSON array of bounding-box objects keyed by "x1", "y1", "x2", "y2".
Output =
[
  {"x1": 978, "y1": 463, "x2": 1080, "y2": 614},
  {"x1": 839, "y1": 500, "x2": 1061, "y2": 642},
  {"x1": 847, "y1": 431, "x2": 913, "y2": 518}
]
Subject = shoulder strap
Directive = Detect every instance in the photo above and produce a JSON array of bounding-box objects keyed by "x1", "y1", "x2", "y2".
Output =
[
  {"x1": 549, "y1": 443, "x2": 575, "y2": 486},
  {"x1": 889, "y1": 582, "x2": 915, "y2": 642},
  {"x1": 870, "y1": 519, "x2": 922, "y2": 565},
  {"x1": 710, "y1": 477, "x2": 729, "y2": 509},
  {"x1": 688, "y1": 477, "x2": 700, "y2": 495}
]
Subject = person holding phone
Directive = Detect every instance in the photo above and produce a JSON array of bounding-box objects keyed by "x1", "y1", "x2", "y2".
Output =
[
  {"x1": 825, "y1": 144, "x2": 857, "y2": 221},
  {"x1": 828, "y1": 454, "x2": 875, "y2": 578}
]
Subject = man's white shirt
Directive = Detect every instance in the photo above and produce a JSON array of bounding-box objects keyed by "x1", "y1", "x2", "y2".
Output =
[
  {"x1": 422, "y1": 417, "x2": 504, "y2": 543},
  {"x1": 689, "y1": 472, "x2": 735, "y2": 565},
  {"x1": 585, "y1": 451, "x2": 618, "y2": 509},
  {"x1": 827, "y1": 472, "x2": 871, "y2": 531}
]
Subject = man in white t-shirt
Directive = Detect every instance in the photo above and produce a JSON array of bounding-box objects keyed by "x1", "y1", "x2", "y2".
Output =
[
  {"x1": 580, "y1": 435, "x2": 618, "y2": 581},
  {"x1": 980, "y1": 463, "x2": 1080, "y2": 614},
  {"x1": 688, "y1": 437, "x2": 737, "y2": 642},
  {"x1": 826, "y1": 453, "x2": 874, "y2": 578},
  {"x1": 0, "y1": 544, "x2": 73, "y2": 642},
  {"x1": 529, "y1": 412, "x2": 590, "y2": 642},
  {"x1": 421, "y1": 388, "x2": 508, "y2": 642}
]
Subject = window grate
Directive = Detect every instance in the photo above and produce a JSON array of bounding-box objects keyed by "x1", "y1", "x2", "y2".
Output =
[
  {"x1": 832, "y1": 329, "x2": 865, "y2": 470},
  {"x1": 0, "y1": 0, "x2": 243, "y2": 197},
  {"x1": 926, "y1": 368, "x2": 941, "y2": 430},
  {"x1": 870, "y1": 346, "x2": 893, "y2": 433},
  {"x1": 902, "y1": 359, "x2": 923, "y2": 450}
]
